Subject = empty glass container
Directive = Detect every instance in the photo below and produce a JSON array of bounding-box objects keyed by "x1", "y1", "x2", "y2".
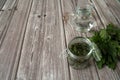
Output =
[{"x1": 69, "y1": 2, "x2": 96, "y2": 32}]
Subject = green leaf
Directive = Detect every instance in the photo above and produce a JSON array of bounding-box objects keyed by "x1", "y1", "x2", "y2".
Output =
[
  {"x1": 90, "y1": 23, "x2": 120, "y2": 70},
  {"x1": 108, "y1": 62, "x2": 116, "y2": 70},
  {"x1": 100, "y1": 29, "x2": 110, "y2": 41},
  {"x1": 96, "y1": 61, "x2": 103, "y2": 69},
  {"x1": 96, "y1": 58, "x2": 105, "y2": 69},
  {"x1": 117, "y1": 46, "x2": 120, "y2": 56}
]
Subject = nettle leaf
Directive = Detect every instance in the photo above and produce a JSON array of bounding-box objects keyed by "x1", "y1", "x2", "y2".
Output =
[
  {"x1": 109, "y1": 41, "x2": 118, "y2": 56},
  {"x1": 90, "y1": 32, "x2": 100, "y2": 42},
  {"x1": 90, "y1": 23, "x2": 120, "y2": 70},
  {"x1": 97, "y1": 58, "x2": 105, "y2": 69},
  {"x1": 108, "y1": 62, "x2": 116, "y2": 70},
  {"x1": 100, "y1": 29, "x2": 110, "y2": 41},
  {"x1": 107, "y1": 23, "x2": 117, "y2": 36},
  {"x1": 97, "y1": 60, "x2": 104, "y2": 69},
  {"x1": 117, "y1": 46, "x2": 120, "y2": 56}
]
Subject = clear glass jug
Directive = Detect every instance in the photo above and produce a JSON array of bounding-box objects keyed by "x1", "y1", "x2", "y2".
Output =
[{"x1": 69, "y1": 2, "x2": 96, "y2": 32}]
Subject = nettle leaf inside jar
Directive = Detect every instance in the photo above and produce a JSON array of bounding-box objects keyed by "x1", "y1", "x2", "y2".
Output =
[{"x1": 69, "y1": 42, "x2": 90, "y2": 56}]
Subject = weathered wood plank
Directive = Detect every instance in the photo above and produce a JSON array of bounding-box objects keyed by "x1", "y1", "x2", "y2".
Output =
[
  {"x1": 91, "y1": 0, "x2": 120, "y2": 80},
  {"x1": 0, "y1": 0, "x2": 18, "y2": 46},
  {"x1": 104, "y1": 0, "x2": 120, "y2": 25},
  {"x1": 0, "y1": 10, "x2": 11, "y2": 39},
  {"x1": 0, "y1": 0, "x2": 7, "y2": 10},
  {"x1": 16, "y1": 0, "x2": 46, "y2": 79},
  {"x1": 0, "y1": 0, "x2": 120, "y2": 80},
  {"x1": 16, "y1": 0, "x2": 70, "y2": 80},
  {"x1": 2, "y1": 0, "x2": 17, "y2": 10},
  {"x1": 61, "y1": 0, "x2": 100, "y2": 80},
  {"x1": 91, "y1": 0, "x2": 118, "y2": 26},
  {"x1": 0, "y1": 0, "x2": 33, "y2": 79}
]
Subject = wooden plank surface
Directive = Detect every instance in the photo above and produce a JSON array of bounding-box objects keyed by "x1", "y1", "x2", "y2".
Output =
[
  {"x1": 104, "y1": 0, "x2": 120, "y2": 24},
  {"x1": 0, "y1": 0, "x2": 18, "y2": 46},
  {"x1": 0, "y1": 0, "x2": 120, "y2": 80},
  {"x1": 0, "y1": 0, "x2": 33, "y2": 79},
  {"x1": 2, "y1": 0, "x2": 17, "y2": 10},
  {"x1": 91, "y1": 0, "x2": 118, "y2": 26},
  {"x1": 16, "y1": 0, "x2": 70, "y2": 80},
  {"x1": 0, "y1": 0, "x2": 7, "y2": 10}
]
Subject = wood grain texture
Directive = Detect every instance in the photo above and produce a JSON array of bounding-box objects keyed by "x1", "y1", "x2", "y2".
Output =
[
  {"x1": 2, "y1": 0, "x2": 17, "y2": 10},
  {"x1": 0, "y1": 0, "x2": 120, "y2": 80},
  {"x1": 91, "y1": 0, "x2": 118, "y2": 26},
  {"x1": 16, "y1": 0, "x2": 70, "y2": 80},
  {"x1": 0, "y1": 0, "x2": 7, "y2": 10},
  {"x1": 0, "y1": 0, "x2": 33, "y2": 79},
  {"x1": 104, "y1": 0, "x2": 120, "y2": 25},
  {"x1": 0, "y1": 0, "x2": 18, "y2": 46}
]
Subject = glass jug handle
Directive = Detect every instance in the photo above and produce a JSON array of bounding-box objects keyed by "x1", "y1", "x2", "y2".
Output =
[{"x1": 92, "y1": 42, "x2": 102, "y2": 61}]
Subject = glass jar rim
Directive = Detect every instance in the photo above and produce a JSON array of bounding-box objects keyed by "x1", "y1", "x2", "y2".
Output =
[{"x1": 67, "y1": 37, "x2": 94, "y2": 59}]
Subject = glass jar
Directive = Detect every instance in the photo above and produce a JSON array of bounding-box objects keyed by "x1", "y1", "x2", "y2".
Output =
[
  {"x1": 67, "y1": 37, "x2": 101, "y2": 69},
  {"x1": 69, "y1": 3, "x2": 96, "y2": 32}
]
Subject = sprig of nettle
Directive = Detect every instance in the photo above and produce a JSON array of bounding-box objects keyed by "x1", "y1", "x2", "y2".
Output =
[{"x1": 90, "y1": 23, "x2": 120, "y2": 69}]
